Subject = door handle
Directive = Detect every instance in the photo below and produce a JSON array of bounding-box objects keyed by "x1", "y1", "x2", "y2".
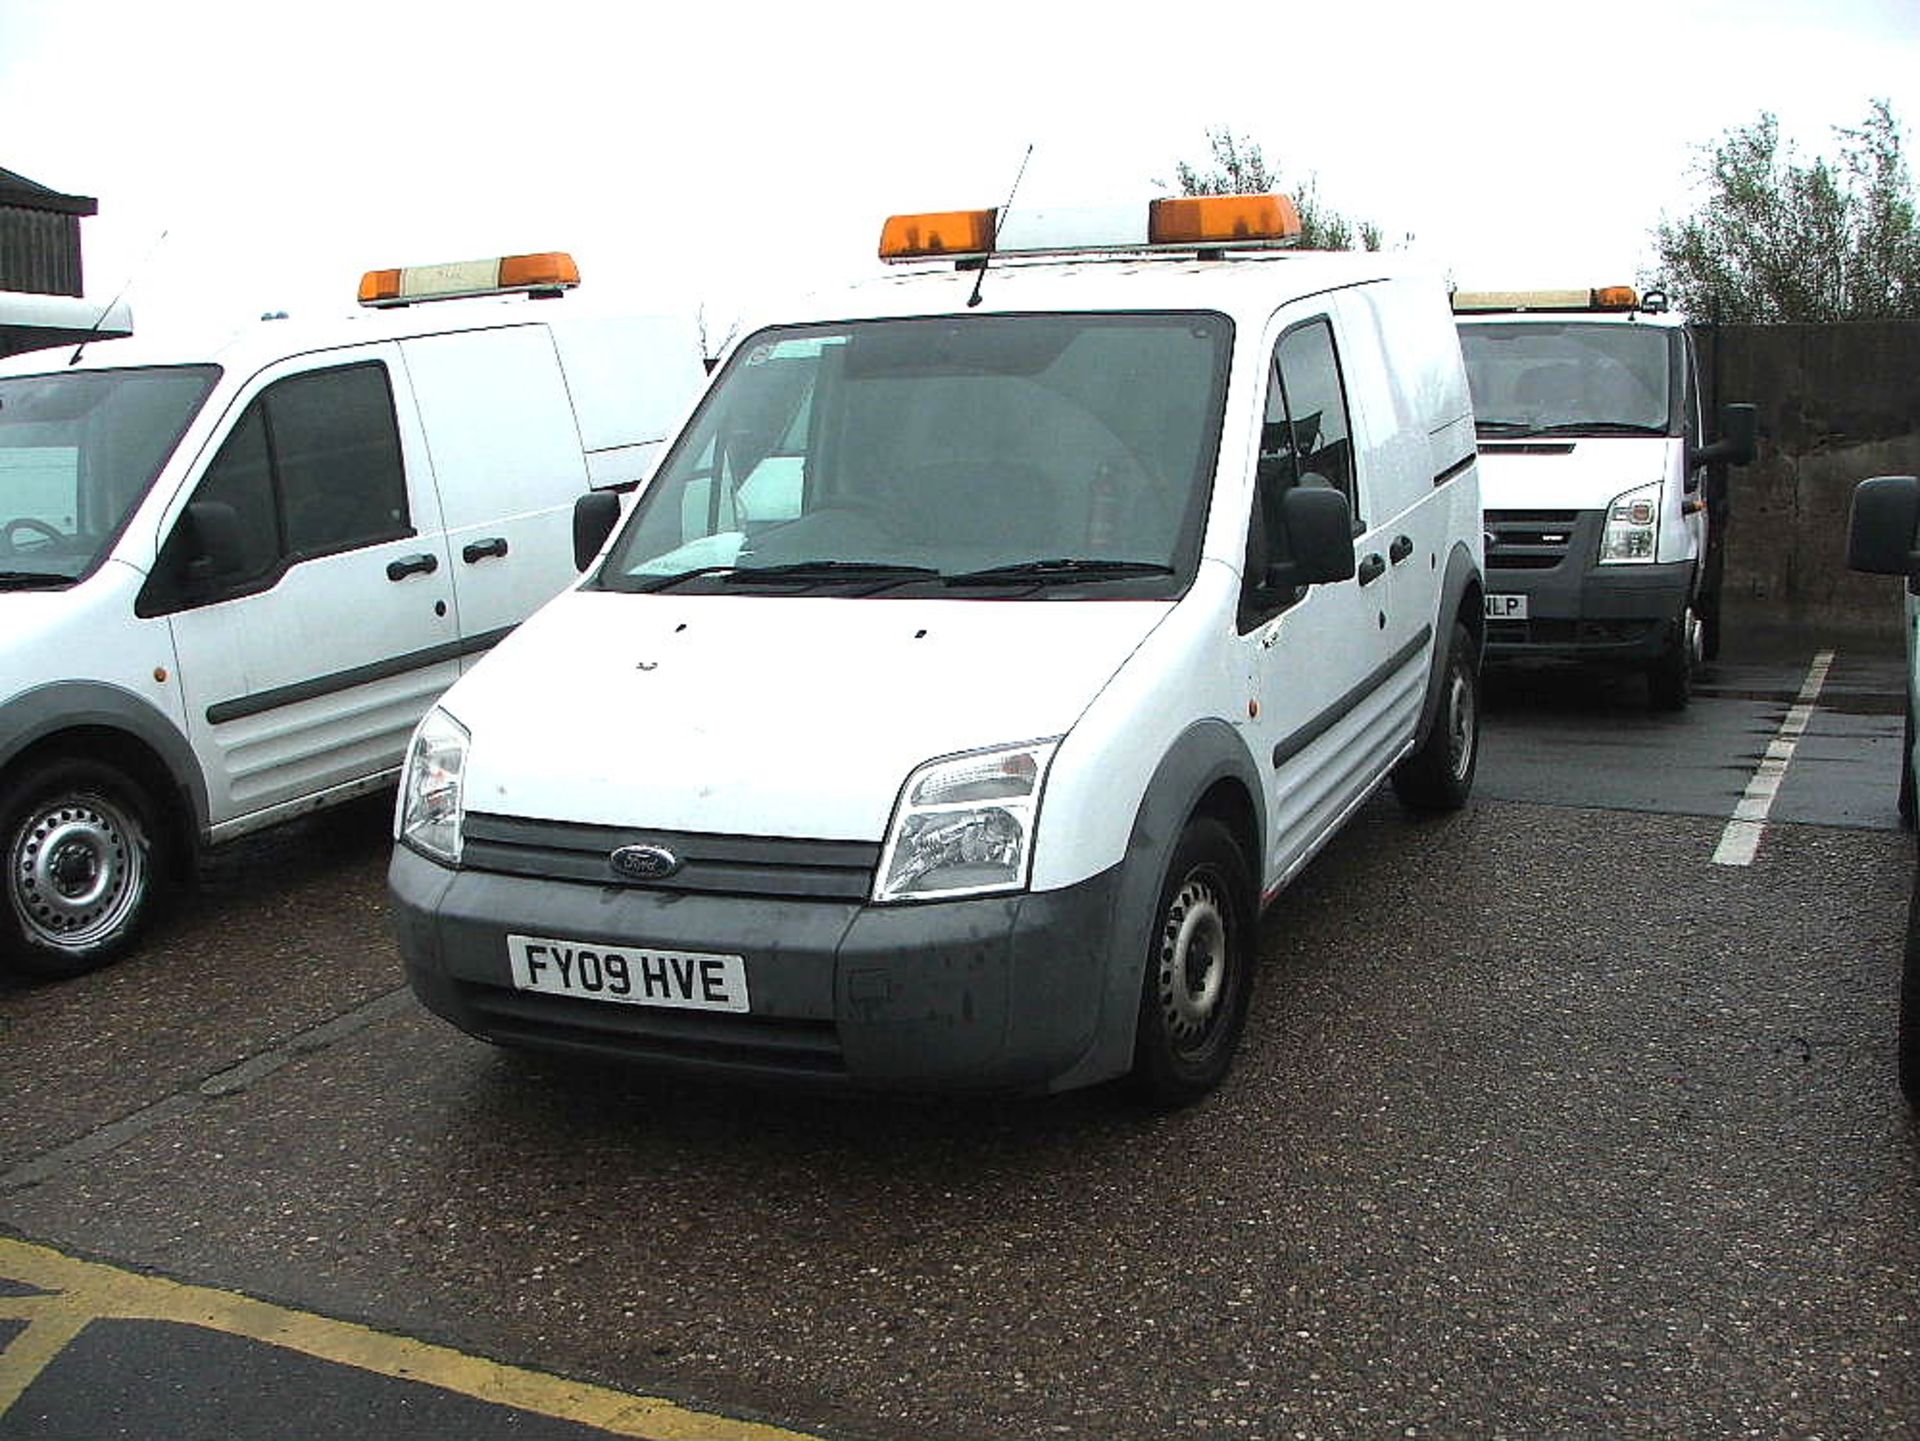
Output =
[
  {"x1": 1389, "y1": 534, "x2": 1414, "y2": 564},
  {"x1": 386, "y1": 552, "x2": 440, "y2": 582},
  {"x1": 462, "y1": 537, "x2": 510, "y2": 563},
  {"x1": 1357, "y1": 553, "x2": 1386, "y2": 586}
]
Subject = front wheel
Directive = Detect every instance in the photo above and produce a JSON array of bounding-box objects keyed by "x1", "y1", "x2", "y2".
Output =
[
  {"x1": 1647, "y1": 605, "x2": 1698, "y2": 711},
  {"x1": 2, "y1": 759, "x2": 166, "y2": 980},
  {"x1": 1392, "y1": 621, "x2": 1480, "y2": 812},
  {"x1": 1130, "y1": 817, "x2": 1256, "y2": 1107}
]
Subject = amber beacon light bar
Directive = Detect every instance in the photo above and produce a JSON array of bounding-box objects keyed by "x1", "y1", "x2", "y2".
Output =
[{"x1": 878, "y1": 193, "x2": 1304, "y2": 263}]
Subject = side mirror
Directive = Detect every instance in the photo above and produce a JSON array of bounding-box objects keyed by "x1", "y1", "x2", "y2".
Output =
[
  {"x1": 1846, "y1": 475, "x2": 1920, "y2": 576},
  {"x1": 573, "y1": 491, "x2": 622, "y2": 571},
  {"x1": 1693, "y1": 402, "x2": 1758, "y2": 471},
  {"x1": 1263, "y1": 485, "x2": 1356, "y2": 591},
  {"x1": 181, "y1": 500, "x2": 245, "y2": 585}
]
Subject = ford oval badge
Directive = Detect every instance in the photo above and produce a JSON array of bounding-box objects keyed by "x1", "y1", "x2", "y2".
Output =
[{"x1": 610, "y1": 844, "x2": 681, "y2": 881}]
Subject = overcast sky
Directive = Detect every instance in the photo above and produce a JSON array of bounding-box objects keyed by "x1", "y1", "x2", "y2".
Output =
[{"x1": 2, "y1": 0, "x2": 1917, "y2": 340}]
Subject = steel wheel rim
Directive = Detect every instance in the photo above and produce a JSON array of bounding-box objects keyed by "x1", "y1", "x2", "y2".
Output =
[
  {"x1": 9, "y1": 792, "x2": 148, "y2": 951},
  {"x1": 1156, "y1": 873, "x2": 1229, "y2": 1047},
  {"x1": 1446, "y1": 668, "x2": 1476, "y2": 783}
]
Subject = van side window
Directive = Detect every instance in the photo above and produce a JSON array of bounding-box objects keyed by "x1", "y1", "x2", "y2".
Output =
[
  {"x1": 194, "y1": 405, "x2": 280, "y2": 583},
  {"x1": 271, "y1": 365, "x2": 409, "y2": 556},
  {"x1": 147, "y1": 363, "x2": 409, "y2": 610},
  {"x1": 1273, "y1": 320, "x2": 1357, "y2": 518},
  {"x1": 1243, "y1": 318, "x2": 1358, "y2": 629}
]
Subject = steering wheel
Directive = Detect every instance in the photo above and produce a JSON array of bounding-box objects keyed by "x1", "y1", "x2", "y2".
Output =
[{"x1": 1, "y1": 517, "x2": 63, "y2": 554}]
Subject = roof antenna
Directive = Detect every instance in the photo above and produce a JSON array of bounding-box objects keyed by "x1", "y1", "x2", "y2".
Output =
[
  {"x1": 69, "y1": 228, "x2": 168, "y2": 366},
  {"x1": 967, "y1": 144, "x2": 1033, "y2": 309}
]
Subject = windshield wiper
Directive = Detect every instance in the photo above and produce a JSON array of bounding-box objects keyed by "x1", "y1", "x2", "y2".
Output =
[
  {"x1": 1474, "y1": 419, "x2": 1542, "y2": 437},
  {"x1": 1528, "y1": 420, "x2": 1667, "y2": 437},
  {"x1": 723, "y1": 561, "x2": 942, "y2": 591},
  {"x1": 0, "y1": 570, "x2": 72, "y2": 590},
  {"x1": 943, "y1": 558, "x2": 1176, "y2": 588},
  {"x1": 629, "y1": 565, "x2": 744, "y2": 592}
]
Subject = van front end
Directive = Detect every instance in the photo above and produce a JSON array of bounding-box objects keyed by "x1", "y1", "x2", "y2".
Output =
[
  {"x1": 1476, "y1": 435, "x2": 1702, "y2": 707},
  {"x1": 1481, "y1": 496, "x2": 1695, "y2": 667},
  {"x1": 390, "y1": 835, "x2": 1128, "y2": 1093}
]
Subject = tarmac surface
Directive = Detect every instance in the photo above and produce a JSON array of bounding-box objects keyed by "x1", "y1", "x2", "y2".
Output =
[{"x1": 2, "y1": 617, "x2": 1916, "y2": 1440}]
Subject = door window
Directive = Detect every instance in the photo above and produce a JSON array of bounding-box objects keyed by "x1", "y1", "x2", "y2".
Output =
[
  {"x1": 148, "y1": 362, "x2": 410, "y2": 609},
  {"x1": 1244, "y1": 317, "x2": 1358, "y2": 627}
]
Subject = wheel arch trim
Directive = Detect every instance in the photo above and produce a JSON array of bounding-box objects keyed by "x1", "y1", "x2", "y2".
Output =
[{"x1": 0, "y1": 683, "x2": 209, "y2": 842}]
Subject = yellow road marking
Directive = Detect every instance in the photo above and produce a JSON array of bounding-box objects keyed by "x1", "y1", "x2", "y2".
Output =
[{"x1": 0, "y1": 1238, "x2": 818, "y2": 1440}]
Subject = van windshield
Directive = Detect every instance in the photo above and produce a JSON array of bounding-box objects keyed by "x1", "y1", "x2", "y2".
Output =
[
  {"x1": 1457, "y1": 322, "x2": 1671, "y2": 438},
  {"x1": 0, "y1": 365, "x2": 220, "y2": 586},
  {"x1": 599, "y1": 313, "x2": 1232, "y2": 598}
]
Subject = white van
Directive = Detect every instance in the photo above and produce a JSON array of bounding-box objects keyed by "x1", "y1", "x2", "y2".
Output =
[
  {"x1": 1844, "y1": 473, "x2": 1920, "y2": 1106},
  {"x1": 390, "y1": 197, "x2": 1486, "y2": 1103},
  {"x1": 0, "y1": 252, "x2": 707, "y2": 977},
  {"x1": 1453, "y1": 287, "x2": 1754, "y2": 708}
]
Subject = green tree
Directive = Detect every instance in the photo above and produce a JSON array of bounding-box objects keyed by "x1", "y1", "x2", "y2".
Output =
[
  {"x1": 1165, "y1": 126, "x2": 1385, "y2": 252},
  {"x1": 1649, "y1": 100, "x2": 1920, "y2": 321}
]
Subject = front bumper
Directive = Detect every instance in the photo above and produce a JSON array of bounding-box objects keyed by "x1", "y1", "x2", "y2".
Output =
[
  {"x1": 390, "y1": 843, "x2": 1124, "y2": 1093},
  {"x1": 1483, "y1": 510, "x2": 1690, "y2": 666}
]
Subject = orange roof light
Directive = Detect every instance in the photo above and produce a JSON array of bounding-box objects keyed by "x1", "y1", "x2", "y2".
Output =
[
  {"x1": 1453, "y1": 286, "x2": 1646, "y2": 314},
  {"x1": 879, "y1": 209, "x2": 998, "y2": 261},
  {"x1": 357, "y1": 251, "x2": 581, "y2": 307},
  {"x1": 1148, "y1": 194, "x2": 1301, "y2": 248}
]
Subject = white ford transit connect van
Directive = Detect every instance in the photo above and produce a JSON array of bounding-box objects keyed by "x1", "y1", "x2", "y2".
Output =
[
  {"x1": 390, "y1": 197, "x2": 1486, "y2": 1103},
  {"x1": 1, "y1": 253, "x2": 706, "y2": 977},
  {"x1": 1454, "y1": 287, "x2": 1754, "y2": 708}
]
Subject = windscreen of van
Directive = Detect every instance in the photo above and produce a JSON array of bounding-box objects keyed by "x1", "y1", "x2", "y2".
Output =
[
  {"x1": 0, "y1": 365, "x2": 219, "y2": 586},
  {"x1": 1457, "y1": 322, "x2": 1671, "y2": 438},
  {"x1": 598, "y1": 313, "x2": 1231, "y2": 598}
]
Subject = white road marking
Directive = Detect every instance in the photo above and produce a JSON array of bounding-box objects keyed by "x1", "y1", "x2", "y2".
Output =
[{"x1": 1712, "y1": 649, "x2": 1835, "y2": 867}]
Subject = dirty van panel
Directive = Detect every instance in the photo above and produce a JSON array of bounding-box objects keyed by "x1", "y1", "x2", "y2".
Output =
[{"x1": 602, "y1": 314, "x2": 1232, "y2": 592}]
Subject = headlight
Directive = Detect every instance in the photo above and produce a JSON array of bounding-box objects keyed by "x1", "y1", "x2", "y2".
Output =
[
  {"x1": 874, "y1": 740, "x2": 1059, "y2": 903},
  {"x1": 1599, "y1": 481, "x2": 1661, "y2": 564},
  {"x1": 397, "y1": 707, "x2": 470, "y2": 866}
]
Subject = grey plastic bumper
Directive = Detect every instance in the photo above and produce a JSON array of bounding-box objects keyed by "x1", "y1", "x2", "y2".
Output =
[
  {"x1": 1484, "y1": 559, "x2": 1691, "y2": 666},
  {"x1": 390, "y1": 843, "x2": 1128, "y2": 1093}
]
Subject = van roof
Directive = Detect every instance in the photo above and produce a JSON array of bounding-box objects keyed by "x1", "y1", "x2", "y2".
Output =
[
  {"x1": 1453, "y1": 305, "x2": 1689, "y2": 331},
  {"x1": 731, "y1": 249, "x2": 1433, "y2": 338},
  {"x1": 0, "y1": 292, "x2": 623, "y2": 379}
]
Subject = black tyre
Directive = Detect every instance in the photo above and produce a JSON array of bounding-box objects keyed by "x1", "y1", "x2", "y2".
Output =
[
  {"x1": 1900, "y1": 702, "x2": 1915, "y2": 830},
  {"x1": 1130, "y1": 817, "x2": 1256, "y2": 1107},
  {"x1": 1647, "y1": 605, "x2": 1697, "y2": 712},
  {"x1": 1392, "y1": 622, "x2": 1480, "y2": 812},
  {"x1": 1699, "y1": 584, "x2": 1723, "y2": 663},
  {"x1": 2, "y1": 759, "x2": 166, "y2": 980},
  {"x1": 1902, "y1": 876, "x2": 1920, "y2": 1109}
]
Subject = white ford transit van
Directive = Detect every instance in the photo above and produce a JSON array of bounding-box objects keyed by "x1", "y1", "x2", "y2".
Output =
[
  {"x1": 1453, "y1": 287, "x2": 1754, "y2": 708},
  {"x1": 391, "y1": 197, "x2": 1486, "y2": 1103},
  {"x1": 1, "y1": 252, "x2": 707, "y2": 977}
]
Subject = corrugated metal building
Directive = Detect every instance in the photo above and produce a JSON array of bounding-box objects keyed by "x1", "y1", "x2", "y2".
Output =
[
  {"x1": 0, "y1": 166, "x2": 96, "y2": 296},
  {"x1": 0, "y1": 167, "x2": 129, "y2": 357}
]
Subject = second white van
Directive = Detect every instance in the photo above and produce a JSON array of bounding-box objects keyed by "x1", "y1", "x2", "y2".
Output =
[
  {"x1": 1454, "y1": 286, "x2": 1754, "y2": 707},
  {"x1": 1, "y1": 252, "x2": 707, "y2": 977}
]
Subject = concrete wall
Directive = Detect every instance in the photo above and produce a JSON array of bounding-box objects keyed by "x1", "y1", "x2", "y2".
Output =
[{"x1": 1697, "y1": 320, "x2": 1920, "y2": 637}]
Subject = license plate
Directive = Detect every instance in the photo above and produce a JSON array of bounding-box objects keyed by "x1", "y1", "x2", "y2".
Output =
[
  {"x1": 1485, "y1": 593, "x2": 1529, "y2": 621},
  {"x1": 507, "y1": 933, "x2": 749, "y2": 1013}
]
